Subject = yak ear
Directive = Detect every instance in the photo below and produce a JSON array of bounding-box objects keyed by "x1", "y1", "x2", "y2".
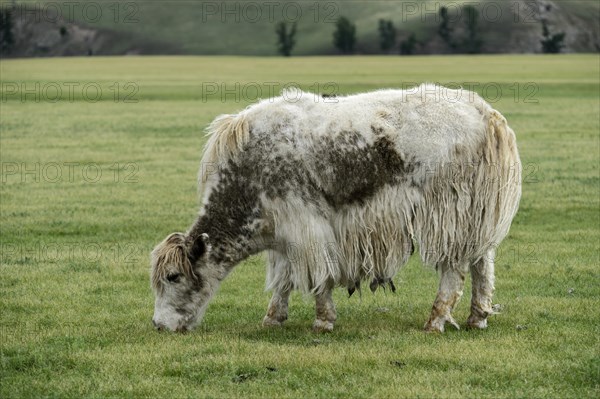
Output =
[{"x1": 188, "y1": 233, "x2": 210, "y2": 263}]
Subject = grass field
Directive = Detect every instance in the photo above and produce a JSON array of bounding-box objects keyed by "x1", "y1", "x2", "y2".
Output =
[{"x1": 1, "y1": 54, "x2": 599, "y2": 398}]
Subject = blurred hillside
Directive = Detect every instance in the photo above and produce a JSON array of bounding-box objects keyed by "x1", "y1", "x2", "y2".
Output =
[{"x1": 1, "y1": 0, "x2": 598, "y2": 57}]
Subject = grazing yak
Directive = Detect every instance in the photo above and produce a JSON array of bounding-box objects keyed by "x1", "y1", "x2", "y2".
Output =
[{"x1": 151, "y1": 84, "x2": 521, "y2": 333}]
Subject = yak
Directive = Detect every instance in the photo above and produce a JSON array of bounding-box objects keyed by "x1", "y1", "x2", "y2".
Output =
[{"x1": 150, "y1": 84, "x2": 521, "y2": 333}]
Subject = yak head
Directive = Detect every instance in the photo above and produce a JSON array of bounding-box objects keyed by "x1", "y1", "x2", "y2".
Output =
[{"x1": 150, "y1": 232, "x2": 217, "y2": 332}]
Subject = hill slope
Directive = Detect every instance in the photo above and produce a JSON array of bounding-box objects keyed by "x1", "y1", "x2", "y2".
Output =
[{"x1": 2, "y1": 0, "x2": 598, "y2": 56}]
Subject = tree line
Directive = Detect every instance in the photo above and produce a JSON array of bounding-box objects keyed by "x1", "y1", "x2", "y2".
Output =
[{"x1": 276, "y1": 5, "x2": 566, "y2": 57}]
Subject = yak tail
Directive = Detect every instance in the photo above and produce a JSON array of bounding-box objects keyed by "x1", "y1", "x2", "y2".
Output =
[
  {"x1": 203, "y1": 113, "x2": 250, "y2": 165},
  {"x1": 484, "y1": 110, "x2": 522, "y2": 246}
]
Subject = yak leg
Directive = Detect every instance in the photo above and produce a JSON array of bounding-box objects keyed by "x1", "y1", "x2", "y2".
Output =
[
  {"x1": 262, "y1": 251, "x2": 292, "y2": 327},
  {"x1": 467, "y1": 249, "x2": 495, "y2": 329},
  {"x1": 313, "y1": 286, "x2": 336, "y2": 332},
  {"x1": 262, "y1": 285, "x2": 291, "y2": 327},
  {"x1": 424, "y1": 265, "x2": 466, "y2": 333}
]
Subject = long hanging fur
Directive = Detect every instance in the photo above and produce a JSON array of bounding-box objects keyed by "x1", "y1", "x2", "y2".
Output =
[
  {"x1": 263, "y1": 94, "x2": 521, "y2": 296},
  {"x1": 414, "y1": 110, "x2": 521, "y2": 270}
]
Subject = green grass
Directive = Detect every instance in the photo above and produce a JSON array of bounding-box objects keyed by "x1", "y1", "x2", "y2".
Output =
[{"x1": 1, "y1": 54, "x2": 599, "y2": 398}]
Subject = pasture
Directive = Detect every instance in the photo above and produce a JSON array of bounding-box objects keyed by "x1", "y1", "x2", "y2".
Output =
[{"x1": 0, "y1": 55, "x2": 598, "y2": 398}]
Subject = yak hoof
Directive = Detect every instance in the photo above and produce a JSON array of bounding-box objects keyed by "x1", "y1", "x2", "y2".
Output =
[
  {"x1": 466, "y1": 316, "x2": 488, "y2": 330},
  {"x1": 312, "y1": 319, "x2": 334, "y2": 333},
  {"x1": 262, "y1": 316, "x2": 285, "y2": 327},
  {"x1": 424, "y1": 315, "x2": 460, "y2": 333}
]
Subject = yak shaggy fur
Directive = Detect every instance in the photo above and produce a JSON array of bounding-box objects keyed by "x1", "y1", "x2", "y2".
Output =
[{"x1": 151, "y1": 84, "x2": 521, "y2": 333}]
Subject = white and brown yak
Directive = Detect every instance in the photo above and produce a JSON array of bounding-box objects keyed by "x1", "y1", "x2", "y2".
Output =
[{"x1": 150, "y1": 84, "x2": 521, "y2": 333}]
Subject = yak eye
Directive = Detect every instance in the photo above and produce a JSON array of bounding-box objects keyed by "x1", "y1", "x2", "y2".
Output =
[{"x1": 166, "y1": 273, "x2": 182, "y2": 283}]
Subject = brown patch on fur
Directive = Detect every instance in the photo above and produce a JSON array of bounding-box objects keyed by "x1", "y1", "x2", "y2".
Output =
[
  {"x1": 376, "y1": 110, "x2": 392, "y2": 120},
  {"x1": 317, "y1": 132, "x2": 416, "y2": 208}
]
